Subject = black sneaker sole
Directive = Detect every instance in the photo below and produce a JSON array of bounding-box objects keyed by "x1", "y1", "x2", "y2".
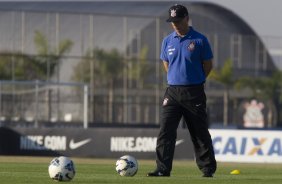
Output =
[
  {"x1": 202, "y1": 173, "x2": 213, "y2": 177},
  {"x1": 147, "y1": 174, "x2": 170, "y2": 177},
  {"x1": 147, "y1": 172, "x2": 170, "y2": 177}
]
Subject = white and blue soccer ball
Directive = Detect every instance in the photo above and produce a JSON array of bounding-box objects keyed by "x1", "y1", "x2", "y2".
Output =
[
  {"x1": 115, "y1": 155, "x2": 138, "y2": 177},
  {"x1": 48, "y1": 156, "x2": 76, "y2": 181}
]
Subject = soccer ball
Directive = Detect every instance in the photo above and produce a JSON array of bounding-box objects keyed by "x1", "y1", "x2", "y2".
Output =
[
  {"x1": 48, "y1": 156, "x2": 76, "y2": 181},
  {"x1": 115, "y1": 155, "x2": 138, "y2": 176}
]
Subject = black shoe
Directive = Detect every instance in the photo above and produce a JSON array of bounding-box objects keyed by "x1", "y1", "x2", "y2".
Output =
[
  {"x1": 147, "y1": 169, "x2": 170, "y2": 177},
  {"x1": 202, "y1": 172, "x2": 213, "y2": 177},
  {"x1": 202, "y1": 167, "x2": 215, "y2": 177}
]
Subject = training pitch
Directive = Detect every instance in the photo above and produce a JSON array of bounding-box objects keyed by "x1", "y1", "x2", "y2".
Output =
[{"x1": 0, "y1": 156, "x2": 281, "y2": 184}]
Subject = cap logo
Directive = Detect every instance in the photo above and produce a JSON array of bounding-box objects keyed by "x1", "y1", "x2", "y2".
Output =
[{"x1": 170, "y1": 9, "x2": 177, "y2": 17}]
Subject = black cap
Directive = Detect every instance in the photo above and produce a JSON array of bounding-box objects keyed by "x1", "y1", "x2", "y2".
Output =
[{"x1": 166, "y1": 4, "x2": 189, "y2": 22}]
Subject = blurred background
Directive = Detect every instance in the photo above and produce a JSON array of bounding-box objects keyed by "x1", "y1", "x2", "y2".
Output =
[{"x1": 0, "y1": 0, "x2": 281, "y2": 129}]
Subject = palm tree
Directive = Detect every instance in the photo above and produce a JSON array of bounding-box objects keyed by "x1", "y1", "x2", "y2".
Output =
[
  {"x1": 95, "y1": 49, "x2": 124, "y2": 122},
  {"x1": 209, "y1": 59, "x2": 235, "y2": 126},
  {"x1": 129, "y1": 46, "x2": 153, "y2": 88},
  {"x1": 128, "y1": 45, "x2": 154, "y2": 123},
  {"x1": 0, "y1": 51, "x2": 46, "y2": 80},
  {"x1": 72, "y1": 48, "x2": 124, "y2": 123},
  {"x1": 34, "y1": 30, "x2": 73, "y2": 81},
  {"x1": 0, "y1": 31, "x2": 73, "y2": 123},
  {"x1": 34, "y1": 30, "x2": 74, "y2": 122},
  {"x1": 0, "y1": 31, "x2": 73, "y2": 81}
]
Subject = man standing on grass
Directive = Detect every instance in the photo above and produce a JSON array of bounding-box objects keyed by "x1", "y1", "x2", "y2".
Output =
[{"x1": 147, "y1": 4, "x2": 217, "y2": 178}]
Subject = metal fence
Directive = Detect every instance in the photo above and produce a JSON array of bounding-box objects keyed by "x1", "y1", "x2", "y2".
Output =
[{"x1": 0, "y1": 10, "x2": 282, "y2": 128}]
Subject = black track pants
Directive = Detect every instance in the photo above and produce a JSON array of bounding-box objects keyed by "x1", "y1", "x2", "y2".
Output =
[{"x1": 156, "y1": 85, "x2": 217, "y2": 174}]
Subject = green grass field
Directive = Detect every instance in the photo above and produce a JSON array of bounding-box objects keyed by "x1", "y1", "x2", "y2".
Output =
[{"x1": 0, "y1": 156, "x2": 282, "y2": 184}]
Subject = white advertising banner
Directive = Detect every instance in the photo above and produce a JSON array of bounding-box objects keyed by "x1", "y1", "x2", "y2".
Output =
[{"x1": 210, "y1": 129, "x2": 282, "y2": 163}]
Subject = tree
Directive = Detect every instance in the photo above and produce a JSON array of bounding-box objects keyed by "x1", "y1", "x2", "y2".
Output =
[
  {"x1": 0, "y1": 51, "x2": 46, "y2": 80},
  {"x1": 208, "y1": 59, "x2": 235, "y2": 126},
  {"x1": 72, "y1": 48, "x2": 124, "y2": 122},
  {"x1": 128, "y1": 45, "x2": 154, "y2": 123},
  {"x1": 34, "y1": 30, "x2": 74, "y2": 122},
  {"x1": 72, "y1": 46, "x2": 156, "y2": 123},
  {"x1": 0, "y1": 31, "x2": 73, "y2": 124},
  {"x1": 129, "y1": 45, "x2": 154, "y2": 88},
  {"x1": 0, "y1": 30, "x2": 73, "y2": 81},
  {"x1": 33, "y1": 30, "x2": 73, "y2": 81}
]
